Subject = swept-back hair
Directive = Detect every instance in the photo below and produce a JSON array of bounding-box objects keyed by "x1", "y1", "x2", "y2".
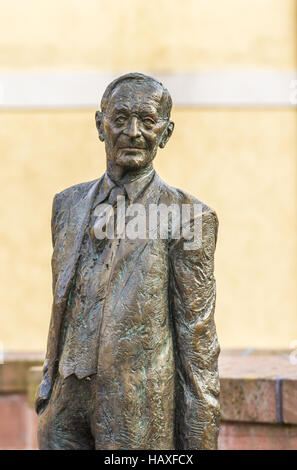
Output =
[{"x1": 100, "y1": 72, "x2": 172, "y2": 119}]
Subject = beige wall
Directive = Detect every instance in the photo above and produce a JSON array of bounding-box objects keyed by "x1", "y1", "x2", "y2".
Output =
[
  {"x1": 1, "y1": 0, "x2": 296, "y2": 70},
  {"x1": 0, "y1": 0, "x2": 296, "y2": 351}
]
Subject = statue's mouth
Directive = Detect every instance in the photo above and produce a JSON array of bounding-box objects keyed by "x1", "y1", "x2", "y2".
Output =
[{"x1": 119, "y1": 147, "x2": 145, "y2": 152}]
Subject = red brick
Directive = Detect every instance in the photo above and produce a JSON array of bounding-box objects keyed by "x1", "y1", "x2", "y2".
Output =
[
  {"x1": 219, "y1": 421, "x2": 297, "y2": 450},
  {"x1": 0, "y1": 352, "x2": 44, "y2": 393},
  {"x1": 219, "y1": 351, "x2": 297, "y2": 424},
  {"x1": 0, "y1": 394, "x2": 38, "y2": 450},
  {"x1": 220, "y1": 378, "x2": 277, "y2": 423},
  {"x1": 283, "y1": 377, "x2": 297, "y2": 424}
]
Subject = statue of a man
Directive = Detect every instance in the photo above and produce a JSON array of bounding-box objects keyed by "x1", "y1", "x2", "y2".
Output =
[{"x1": 36, "y1": 73, "x2": 220, "y2": 450}]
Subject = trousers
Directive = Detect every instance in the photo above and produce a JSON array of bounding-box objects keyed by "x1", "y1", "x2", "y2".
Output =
[{"x1": 37, "y1": 373, "x2": 98, "y2": 450}]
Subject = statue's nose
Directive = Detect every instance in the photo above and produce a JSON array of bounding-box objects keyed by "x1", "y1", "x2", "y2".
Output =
[{"x1": 125, "y1": 116, "x2": 141, "y2": 138}]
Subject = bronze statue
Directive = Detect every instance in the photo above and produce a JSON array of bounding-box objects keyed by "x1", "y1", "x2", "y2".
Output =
[{"x1": 35, "y1": 73, "x2": 220, "y2": 450}]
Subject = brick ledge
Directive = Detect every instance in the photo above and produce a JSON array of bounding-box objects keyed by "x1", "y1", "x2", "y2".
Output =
[{"x1": 1, "y1": 349, "x2": 296, "y2": 425}]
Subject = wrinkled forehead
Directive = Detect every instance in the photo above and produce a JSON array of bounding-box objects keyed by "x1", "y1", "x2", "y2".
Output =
[{"x1": 106, "y1": 80, "x2": 164, "y2": 115}]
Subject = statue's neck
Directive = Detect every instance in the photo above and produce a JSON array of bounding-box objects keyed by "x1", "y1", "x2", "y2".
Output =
[{"x1": 106, "y1": 161, "x2": 154, "y2": 184}]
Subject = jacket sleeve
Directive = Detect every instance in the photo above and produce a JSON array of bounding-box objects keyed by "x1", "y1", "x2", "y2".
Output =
[
  {"x1": 169, "y1": 208, "x2": 220, "y2": 449},
  {"x1": 35, "y1": 193, "x2": 60, "y2": 414}
]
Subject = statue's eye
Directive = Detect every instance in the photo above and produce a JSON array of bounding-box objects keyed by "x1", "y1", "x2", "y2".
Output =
[
  {"x1": 143, "y1": 118, "x2": 155, "y2": 128},
  {"x1": 115, "y1": 116, "x2": 126, "y2": 125}
]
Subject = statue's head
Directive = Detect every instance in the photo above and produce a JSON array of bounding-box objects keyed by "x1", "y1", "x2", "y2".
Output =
[{"x1": 95, "y1": 73, "x2": 174, "y2": 171}]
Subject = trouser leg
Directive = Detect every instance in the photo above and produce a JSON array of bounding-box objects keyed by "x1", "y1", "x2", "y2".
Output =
[{"x1": 37, "y1": 374, "x2": 96, "y2": 450}]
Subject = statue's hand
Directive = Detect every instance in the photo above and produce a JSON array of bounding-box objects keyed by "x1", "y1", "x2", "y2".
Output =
[
  {"x1": 34, "y1": 368, "x2": 52, "y2": 415},
  {"x1": 35, "y1": 394, "x2": 49, "y2": 415}
]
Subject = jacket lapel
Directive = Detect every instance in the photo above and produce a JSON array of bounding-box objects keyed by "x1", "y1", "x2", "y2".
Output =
[{"x1": 55, "y1": 177, "x2": 102, "y2": 306}]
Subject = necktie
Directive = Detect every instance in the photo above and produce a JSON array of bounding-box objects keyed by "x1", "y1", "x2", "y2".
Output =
[{"x1": 91, "y1": 185, "x2": 127, "y2": 242}]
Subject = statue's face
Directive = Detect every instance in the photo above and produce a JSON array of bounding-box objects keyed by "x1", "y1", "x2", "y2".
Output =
[{"x1": 98, "y1": 81, "x2": 173, "y2": 170}]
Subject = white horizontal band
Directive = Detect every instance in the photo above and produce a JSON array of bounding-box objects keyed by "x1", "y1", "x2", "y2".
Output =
[{"x1": 0, "y1": 70, "x2": 296, "y2": 108}]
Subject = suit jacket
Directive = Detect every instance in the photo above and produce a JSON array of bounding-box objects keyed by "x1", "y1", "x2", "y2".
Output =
[{"x1": 35, "y1": 171, "x2": 220, "y2": 450}]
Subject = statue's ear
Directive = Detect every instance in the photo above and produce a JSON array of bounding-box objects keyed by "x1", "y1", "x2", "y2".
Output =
[
  {"x1": 159, "y1": 121, "x2": 174, "y2": 149},
  {"x1": 95, "y1": 111, "x2": 105, "y2": 142}
]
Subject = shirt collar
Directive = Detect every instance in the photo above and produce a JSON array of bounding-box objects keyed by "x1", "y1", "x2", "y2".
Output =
[
  {"x1": 123, "y1": 168, "x2": 155, "y2": 202},
  {"x1": 95, "y1": 169, "x2": 155, "y2": 204}
]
